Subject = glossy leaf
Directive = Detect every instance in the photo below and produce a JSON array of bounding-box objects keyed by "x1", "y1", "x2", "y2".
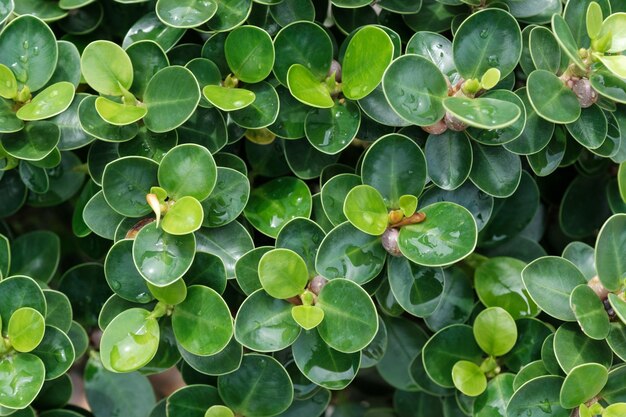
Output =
[
  {"x1": 16, "y1": 82, "x2": 74, "y2": 121},
  {"x1": 161, "y1": 196, "x2": 204, "y2": 235},
  {"x1": 81, "y1": 40, "x2": 132, "y2": 96},
  {"x1": 559, "y1": 363, "x2": 608, "y2": 409},
  {"x1": 102, "y1": 156, "x2": 158, "y2": 217},
  {"x1": 527, "y1": 70, "x2": 580, "y2": 124},
  {"x1": 172, "y1": 285, "x2": 233, "y2": 356},
  {"x1": 382, "y1": 54, "x2": 448, "y2": 126},
  {"x1": 133, "y1": 222, "x2": 196, "y2": 287},
  {"x1": 0, "y1": 353, "x2": 45, "y2": 409},
  {"x1": 443, "y1": 96, "x2": 521, "y2": 129},
  {"x1": 287, "y1": 64, "x2": 333, "y2": 108},
  {"x1": 225, "y1": 26, "x2": 274, "y2": 83},
  {"x1": 244, "y1": 177, "x2": 312, "y2": 238},
  {"x1": 398, "y1": 202, "x2": 477, "y2": 267},
  {"x1": 218, "y1": 354, "x2": 293, "y2": 417},
  {"x1": 452, "y1": 361, "x2": 487, "y2": 397},
  {"x1": 387, "y1": 257, "x2": 444, "y2": 318},
  {"x1": 291, "y1": 306, "x2": 324, "y2": 330},
  {"x1": 342, "y1": 26, "x2": 393, "y2": 100},
  {"x1": 158, "y1": 144, "x2": 216, "y2": 201},
  {"x1": 99, "y1": 308, "x2": 160, "y2": 373},
  {"x1": 506, "y1": 376, "x2": 568, "y2": 417},
  {"x1": 7, "y1": 307, "x2": 45, "y2": 353},
  {"x1": 553, "y1": 323, "x2": 613, "y2": 373},
  {"x1": 316, "y1": 279, "x2": 378, "y2": 353},
  {"x1": 570, "y1": 284, "x2": 610, "y2": 340},
  {"x1": 473, "y1": 307, "x2": 517, "y2": 356},
  {"x1": 156, "y1": 0, "x2": 217, "y2": 28},
  {"x1": 595, "y1": 214, "x2": 626, "y2": 291},
  {"x1": 343, "y1": 185, "x2": 388, "y2": 236},
  {"x1": 259, "y1": 249, "x2": 308, "y2": 299}
]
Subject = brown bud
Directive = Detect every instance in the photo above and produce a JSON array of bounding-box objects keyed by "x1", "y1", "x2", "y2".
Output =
[
  {"x1": 382, "y1": 228, "x2": 402, "y2": 257},
  {"x1": 588, "y1": 276, "x2": 610, "y2": 300},
  {"x1": 422, "y1": 119, "x2": 448, "y2": 135},
  {"x1": 309, "y1": 275, "x2": 328, "y2": 296},
  {"x1": 444, "y1": 112, "x2": 467, "y2": 131},
  {"x1": 328, "y1": 59, "x2": 342, "y2": 82},
  {"x1": 571, "y1": 78, "x2": 598, "y2": 108}
]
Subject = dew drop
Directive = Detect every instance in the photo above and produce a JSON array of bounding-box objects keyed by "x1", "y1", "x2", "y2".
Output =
[
  {"x1": 487, "y1": 55, "x2": 499, "y2": 66},
  {"x1": 22, "y1": 40, "x2": 29, "y2": 49},
  {"x1": 19, "y1": 55, "x2": 28, "y2": 64},
  {"x1": 480, "y1": 29, "x2": 489, "y2": 39},
  {"x1": 111, "y1": 280, "x2": 121, "y2": 290}
]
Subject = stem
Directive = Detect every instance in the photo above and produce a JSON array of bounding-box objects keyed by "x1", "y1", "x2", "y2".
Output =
[
  {"x1": 148, "y1": 302, "x2": 169, "y2": 320},
  {"x1": 389, "y1": 212, "x2": 426, "y2": 228}
]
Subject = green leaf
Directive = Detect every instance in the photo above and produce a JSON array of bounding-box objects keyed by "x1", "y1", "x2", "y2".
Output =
[
  {"x1": 244, "y1": 177, "x2": 312, "y2": 238},
  {"x1": 292, "y1": 330, "x2": 360, "y2": 390},
  {"x1": 553, "y1": 322, "x2": 613, "y2": 373},
  {"x1": 361, "y1": 133, "x2": 427, "y2": 208},
  {"x1": 443, "y1": 96, "x2": 521, "y2": 129},
  {"x1": 398, "y1": 202, "x2": 477, "y2": 267},
  {"x1": 598, "y1": 12, "x2": 626, "y2": 53},
  {"x1": 475, "y1": 257, "x2": 540, "y2": 320},
  {"x1": 205, "y1": 406, "x2": 234, "y2": 417},
  {"x1": 161, "y1": 196, "x2": 204, "y2": 235},
  {"x1": 522, "y1": 257, "x2": 586, "y2": 321},
  {"x1": 527, "y1": 70, "x2": 580, "y2": 124},
  {"x1": 225, "y1": 26, "x2": 274, "y2": 84},
  {"x1": 474, "y1": 373, "x2": 515, "y2": 417},
  {"x1": 570, "y1": 284, "x2": 610, "y2": 340},
  {"x1": 453, "y1": 9, "x2": 522, "y2": 79},
  {"x1": 399, "y1": 195, "x2": 418, "y2": 218},
  {"x1": 382, "y1": 54, "x2": 448, "y2": 126},
  {"x1": 83, "y1": 191, "x2": 124, "y2": 240},
  {"x1": 452, "y1": 361, "x2": 487, "y2": 397},
  {"x1": 0, "y1": 64, "x2": 17, "y2": 99},
  {"x1": 16, "y1": 81, "x2": 74, "y2": 121},
  {"x1": 387, "y1": 257, "x2": 444, "y2": 318},
  {"x1": 172, "y1": 285, "x2": 233, "y2": 356},
  {"x1": 143, "y1": 66, "x2": 200, "y2": 133},
  {"x1": 258, "y1": 249, "x2": 308, "y2": 300},
  {"x1": 229, "y1": 82, "x2": 279, "y2": 129},
  {"x1": 342, "y1": 26, "x2": 394, "y2": 100},
  {"x1": 133, "y1": 222, "x2": 196, "y2": 287},
  {"x1": 9, "y1": 230, "x2": 60, "y2": 283},
  {"x1": 552, "y1": 14, "x2": 587, "y2": 70},
  {"x1": 155, "y1": 0, "x2": 217, "y2": 28},
  {"x1": 8, "y1": 307, "x2": 45, "y2": 353},
  {"x1": 529, "y1": 26, "x2": 562, "y2": 73},
  {"x1": 287, "y1": 64, "x2": 333, "y2": 108},
  {"x1": 201, "y1": 167, "x2": 249, "y2": 228},
  {"x1": 619, "y1": 163, "x2": 626, "y2": 203},
  {"x1": 272, "y1": 21, "x2": 332, "y2": 86},
  {"x1": 0, "y1": 276, "x2": 46, "y2": 326},
  {"x1": 93, "y1": 97, "x2": 147, "y2": 126},
  {"x1": 81, "y1": 40, "x2": 133, "y2": 96},
  {"x1": 32, "y1": 325, "x2": 75, "y2": 379},
  {"x1": 473, "y1": 307, "x2": 517, "y2": 356},
  {"x1": 195, "y1": 222, "x2": 253, "y2": 279},
  {"x1": 291, "y1": 305, "x2": 324, "y2": 330},
  {"x1": 0, "y1": 97, "x2": 24, "y2": 133},
  {"x1": 506, "y1": 376, "x2": 568, "y2": 417},
  {"x1": 126, "y1": 40, "x2": 169, "y2": 100},
  {"x1": 422, "y1": 324, "x2": 483, "y2": 388},
  {"x1": 343, "y1": 185, "x2": 388, "y2": 236},
  {"x1": 99, "y1": 308, "x2": 160, "y2": 373},
  {"x1": 595, "y1": 214, "x2": 626, "y2": 291},
  {"x1": 0, "y1": 353, "x2": 45, "y2": 409},
  {"x1": 104, "y1": 239, "x2": 153, "y2": 304},
  {"x1": 425, "y1": 130, "x2": 472, "y2": 191},
  {"x1": 316, "y1": 279, "x2": 378, "y2": 353},
  {"x1": 608, "y1": 293, "x2": 626, "y2": 325},
  {"x1": 565, "y1": 104, "x2": 607, "y2": 149},
  {"x1": 1, "y1": 121, "x2": 60, "y2": 161},
  {"x1": 178, "y1": 336, "x2": 242, "y2": 376},
  {"x1": 0, "y1": 15, "x2": 58, "y2": 91},
  {"x1": 304, "y1": 100, "x2": 361, "y2": 155},
  {"x1": 123, "y1": 12, "x2": 185, "y2": 51},
  {"x1": 78, "y1": 96, "x2": 139, "y2": 142},
  {"x1": 276, "y1": 217, "x2": 325, "y2": 277},
  {"x1": 202, "y1": 85, "x2": 256, "y2": 112},
  {"x1": 158, "y1": 144, "x2": 216, "y2": 201},
  {"x1": 218, "y1": 354, "x2": 293, "y2": 417},
  {"x1": 234, "y1": 289, "x2": 300, "y2": 352},
  {"x1": 315, "y1": 221, "x2": 386, "y2": 285},
  {"x1": 597, "y1": 54, "x2": 626, "y2": 79},
  {"x1": 84, "y1": 359, "x2": 156, "y2": 417},
  {"x1": 586, "y1": 2, "x2": 603, "y2": 40},
  {"x1": 605, "y1": 404, "x2": 626, "y2": 417},
  {"x1": 147, "y1": 279, "x2": 186, "y2": 307},
  {"x1": 559, "y1": 363, "x2": 608, "y2": 409},
  {"x1": 102, "y1": 156, "x2": 158, "y2": 217}
]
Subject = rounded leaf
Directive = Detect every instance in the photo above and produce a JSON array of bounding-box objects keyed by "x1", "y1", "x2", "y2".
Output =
[
  {"x1": 559, "y1": 363, "x2": 608, "y2": 409},
  {"x1": 453, "y1": 9, "x2": 522, "y2": 79},
  {"x1": 527, "y1": 70, "x2": 580, "y2": 124},
  {"x1": 570, "y1": 284, "x2": 610, "y2": 340},
  {"x1": 595, "y1": 214, "x2": 626, "y2": 291},
  {"x1": 382, "y1": 54, "x2": 448, "y2": 126},
  {"x1": 342, "y1": 26, "x2": 394, "y2": 100},
  {"x1": 159, "y1": 144, "x2": 216, "y2": 201},
  {"x1": 102, "y1": 156, "x2": 159, "y2": 218},
  {"x1": 16, "y1": 82, "x2": 75, "y2": 121},
  {"x1": 452, "y1": 361, "x2": 487, "y2": 397},
  {"x1": 132, "y1": 222, "x2": 196, "y2": 287},
  {"x1": 506, "y1": 376, "x2": 568, "y2": 417},
  {"x1": 99, "y1": 308, "x2": 160, "y2": 373},
  {"x1": 225, "y1": 26, "x2": 274, "y2": 84},
  {"x1": 8, "y1": 307, "x2": 45, "y2": 353},
  {"x1": 443, "y1": 97, "x2": 521, "y2": 129},
  {"x1": 172, "y1": 285, "x2": 233, "y2": 356},
  {"x1": 0, "y1": 353, "x2": 45, "y2": 409},
  {"x1": 258, "y1": 249, "x2": 308, "y2": 299},
  {"x1": 156, "y1": 0, "x2": 217, "y2": 28},
  {"x1": 316, "y1": 279, "x2": 378, "y2": 353},
  {"x1": 291, "y1": 305, "x2": 324, "y2": 330},
  {"x1": 81, "y1": 40, "x2": 133, "y2": 96},
  {"x1": 343, "y1": 185, "x2": 388, "y2": 236},
  {"x1": 398, "y1": 202, "x2": 477, "y2": 267},
  {"x1": 473, "y1": 307, "x2": 517, "y2": 357},
  {"x1": 387, "y1": 257, "x2": 445, "y2": 318},
  {"x1": 161, "y1": 196, "x2": 204, "y2": 235},
  {"x1": 218, "y1": 354, "x2": 293, "y2": 417}
]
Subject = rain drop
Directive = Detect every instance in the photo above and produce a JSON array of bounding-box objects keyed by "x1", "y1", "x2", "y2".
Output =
[
  {"x1": 479, "y1": 29, "x2": 489, "y2": 39},
  {"x1": 22, "y1": 40, "x2": 29, "y2": 49}
]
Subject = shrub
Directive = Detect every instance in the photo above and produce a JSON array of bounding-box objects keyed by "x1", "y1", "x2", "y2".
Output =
[{"x1": 0, "y1": 0, "x2": 625, "y2": 416}]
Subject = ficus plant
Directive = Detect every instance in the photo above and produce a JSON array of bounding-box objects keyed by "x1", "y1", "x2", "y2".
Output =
[{"x1": 1, "y1": 0, "x2": 626, "y2": 417}]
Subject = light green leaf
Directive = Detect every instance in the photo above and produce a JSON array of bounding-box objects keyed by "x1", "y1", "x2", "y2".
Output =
[
  {"x1": 343, "y1": 184, "x2": 388, "y2": 236},
  {"x1": 287, "y1": 64, "x2": 334, "y2": 108}
]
